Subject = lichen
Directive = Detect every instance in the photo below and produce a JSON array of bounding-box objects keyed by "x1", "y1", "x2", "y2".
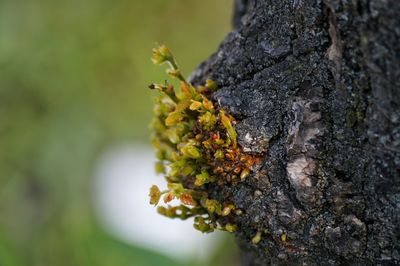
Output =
[{"x1": 148, "y1": 45, "x2": 261, "y2": 233}]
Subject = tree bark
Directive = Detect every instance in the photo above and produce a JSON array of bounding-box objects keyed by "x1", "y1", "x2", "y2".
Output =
[{"x1": 190, "y1": 0, "x2": 400, "y2": 265}]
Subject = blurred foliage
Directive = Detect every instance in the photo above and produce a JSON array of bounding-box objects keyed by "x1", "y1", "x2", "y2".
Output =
[{"x1": 0, "y1": 0, "x2": 237, "y2": 265}]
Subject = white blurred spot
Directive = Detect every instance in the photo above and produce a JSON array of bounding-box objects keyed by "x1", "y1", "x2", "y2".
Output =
[{"x1": 92, "y1": 143, "x2": 224, "y2": 261}]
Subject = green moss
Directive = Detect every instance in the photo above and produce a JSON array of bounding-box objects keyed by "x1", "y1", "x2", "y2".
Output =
[
  {"x1": 251, "y1": 231, "x2": 262, "y2": 245},
  {"x1": 148, "y1": 45, "x2": 261, "y2": 233}
]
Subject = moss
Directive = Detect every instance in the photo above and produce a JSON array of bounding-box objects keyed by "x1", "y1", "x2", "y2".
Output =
[
  {"x1": 148, "y1": 45, "x2": 261, "y2": 233},
  {"x1": 251, "y1": 231, "x2": 262, "y2": 245}
]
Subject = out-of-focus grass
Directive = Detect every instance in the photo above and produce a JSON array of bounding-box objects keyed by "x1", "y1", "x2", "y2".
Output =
[{"x1": 0, "y1": 1, "x2": 236, "y2": 265}]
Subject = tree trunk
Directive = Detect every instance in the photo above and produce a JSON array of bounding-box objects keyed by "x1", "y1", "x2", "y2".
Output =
[{"x1": 190, "y1": 0, "x2": 400, "y2": 265}]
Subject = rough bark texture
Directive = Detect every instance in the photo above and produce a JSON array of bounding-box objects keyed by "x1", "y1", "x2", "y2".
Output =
[{"x1": 190, "y1": 0, "x2": 400, "y2": 265}]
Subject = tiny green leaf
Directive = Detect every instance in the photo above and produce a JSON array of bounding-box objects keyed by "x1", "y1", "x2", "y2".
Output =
[
  {"x1": 151, "y1": 45, "x2": 173, "y2": 65},
  {"x1": 189, "y1": 100, "x2": 202, "y2": 111},
  {"x1": 180, "y1": 144, "x2": 201, "y2": 159},
  {"x1": 165, "y1": 112, "x2": 184, "y2": 126},
  {"x1": 198, "y1": 112, "x2": 217, "y2": 130},
  {"x1": 214, "y1": 149, "x2": 224, "y2": 159},
  {"x1": 221, "y1": 205, "x2": 235, "y2": 216},
  {"x1": 252, "y1": 231, "x2": 262, "y2": 245},
  {"x1": 225, "y1": 223, "x2": 238, "y2": 233},
  {"x1": 205, "y1": 79, "x2": 217, "y2": 90},
  {"x1": 154, "y1": 162, "x2": 165, "y2": 174},
  {"x1": 149, "y1": 185, "x2": 161, "y2": 205},
  {"x1": 195, "y1": 170, "x2": 210, "y2": 186},
  {"x1": 204, "y1": 199, "x2": 222, "y2": 214},
  {"x1": 194, "y1": 217, "x2": 214, "y2": 233},
  {"x1": 167, "y1": 182, "x2": 185, "y2": 196},
  {"x1": 201, "y1": 95, "x2": 214, "y2": 111},
  {"x1": 240, "y1": 168, "x2": 250, "y2": 180},
  {"x1": 220, "y1": 110, "x2": 237, "y2": 147}
]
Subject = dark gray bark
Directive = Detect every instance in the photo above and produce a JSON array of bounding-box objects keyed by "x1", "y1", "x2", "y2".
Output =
[{"x1": 190, "y1": 0, "x2": 400, "y2": 265}]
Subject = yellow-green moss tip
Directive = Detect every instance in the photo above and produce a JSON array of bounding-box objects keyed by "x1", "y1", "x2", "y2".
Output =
[
  {"x1": 252, "y1": 231, "x2": 262, "y2": 245},
  {"x1": 148, "y1": 45, "x2": 261, "y2": 235}
]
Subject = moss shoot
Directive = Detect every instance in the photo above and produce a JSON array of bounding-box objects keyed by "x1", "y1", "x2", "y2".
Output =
[{"x1": 148, "y1": 45, "x2": 261, "y2": 233}]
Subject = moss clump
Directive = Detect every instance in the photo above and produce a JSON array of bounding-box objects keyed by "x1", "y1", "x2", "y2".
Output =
[{"x1": 148, "y1": 45, "x2": 260, "y2": 233}]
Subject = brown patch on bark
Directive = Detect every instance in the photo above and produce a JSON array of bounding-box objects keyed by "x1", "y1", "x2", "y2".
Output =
[{"x1": 325, "y1": 1, "x2": 343, "y2": 67}]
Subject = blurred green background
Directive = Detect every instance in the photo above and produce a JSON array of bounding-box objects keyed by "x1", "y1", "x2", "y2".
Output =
[{"x1": 0, "y1": 1, "x2": 239, "y2": 265}]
